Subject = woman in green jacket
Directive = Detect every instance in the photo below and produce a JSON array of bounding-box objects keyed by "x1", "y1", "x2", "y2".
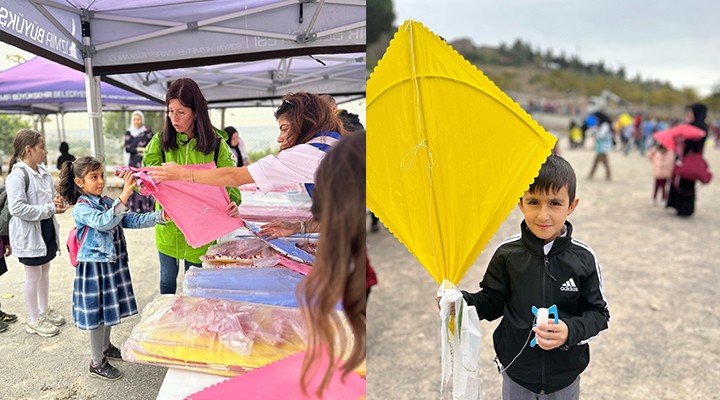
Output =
[{"x1": 143, "y1": 78, "x2": 242, "y2": 294}]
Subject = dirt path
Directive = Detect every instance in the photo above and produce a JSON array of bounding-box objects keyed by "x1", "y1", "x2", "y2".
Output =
[{"x1": 367, "y1": 139, "x2": 720, "y2": 399}]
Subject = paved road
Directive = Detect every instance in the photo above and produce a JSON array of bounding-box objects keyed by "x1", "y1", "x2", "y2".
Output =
[{"x1": 367, "y1": 139, "x2": 720, "y2": 399}]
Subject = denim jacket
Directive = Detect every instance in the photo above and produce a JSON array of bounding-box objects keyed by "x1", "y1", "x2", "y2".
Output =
[{"x1": 73, "y1": 195, "x2": 163, "y2": 263}]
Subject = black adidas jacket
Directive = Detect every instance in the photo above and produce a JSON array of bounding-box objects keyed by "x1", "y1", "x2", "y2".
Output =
[{"x1": 462, "y1": 221, "x2": 609, "y2": 394}]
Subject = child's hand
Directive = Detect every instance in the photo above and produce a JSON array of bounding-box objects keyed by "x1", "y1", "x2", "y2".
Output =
[
  {"x1": 54, "y1": 195, "x2": 68, "y2": 214},
  {"x1": 4, "y1": 244, "x2": 11, "y2": 257},
  {"x1": 532, "y1": 319, "x2": 569, "y2": 350},
  {"x1": 162, "y1": 208, "x2": 171, "y2": 222},
  {"x1": 436, "y1": 296, "x2": 456, "y2": 315},
  {"x1": 118, "y1": 171, "x2": 137, "y2": 205},
  {"x1": 120, "y1": 171, "x2": 136, "y2": 193}
]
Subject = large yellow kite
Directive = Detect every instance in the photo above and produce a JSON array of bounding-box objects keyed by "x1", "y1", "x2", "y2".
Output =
[{"x1": 367, "y1": 21, "x2": 557, "y2": 284}]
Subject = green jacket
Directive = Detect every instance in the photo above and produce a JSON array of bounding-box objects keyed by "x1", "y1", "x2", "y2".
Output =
[{"x1": 143, "y1": 128, "x2": 242, "y2": 263}]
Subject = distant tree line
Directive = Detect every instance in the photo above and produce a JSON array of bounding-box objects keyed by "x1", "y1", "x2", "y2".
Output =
[
  {"x1": 459, "y1": 38, "x2": 633, "y2": 80},
  {"x1": 367, "y1": 0, "x2": 395, "y2": 45}
]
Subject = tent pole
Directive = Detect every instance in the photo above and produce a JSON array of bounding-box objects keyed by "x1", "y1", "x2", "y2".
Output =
[
  {"x1": 81, "y1": 19, "x2": 105, "y2": 163},
  {"x1": 55, "y1": 114, "x2": 62, "y2": 142}
]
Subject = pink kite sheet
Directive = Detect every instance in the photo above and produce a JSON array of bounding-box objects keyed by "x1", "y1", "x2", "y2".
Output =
[
  {"x1": 116, "y1": 164, "x2": 244, "y2": 248},
  {"x1": 185, "y1": 350, "x2": 365, "y2": 400}
]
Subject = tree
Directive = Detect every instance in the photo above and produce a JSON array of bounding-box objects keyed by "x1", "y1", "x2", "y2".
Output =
[
  {"x1": 0, "y1": 115, "x2": 31, "y2": 157},
  {"x1": 367, "y1": 0, "x2": 395, "y2": 44}
]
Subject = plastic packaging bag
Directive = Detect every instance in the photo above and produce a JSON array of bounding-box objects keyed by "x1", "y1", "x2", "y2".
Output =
[
  {"x1": 237, "y1": 186, "x2": 312, "y2": 223},
  {"x1": 122, "y1": 295, "x2": 356, "y2": 377},
  {"x1": 437, "y1": 280, "x2": 483, "y2": 400},
  {"x1": 200, "y1": 238, "x2": 279, "y2": 268},
  {"x1": 183, "y1": 267, "x2": 304, "y2": 307}
]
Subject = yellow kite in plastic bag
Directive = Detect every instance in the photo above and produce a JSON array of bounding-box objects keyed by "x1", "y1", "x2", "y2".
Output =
[{"x1": 367, "y1": 21, "x2": 557, "y2": 285}]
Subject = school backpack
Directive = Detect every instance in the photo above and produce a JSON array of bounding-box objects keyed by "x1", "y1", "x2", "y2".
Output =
[
  {"x1": 0, "y1": 168, "x2": 30, "y2": 236},
  {"x1": 67, "y1": 199, "x2": 90, "y2": 267}
]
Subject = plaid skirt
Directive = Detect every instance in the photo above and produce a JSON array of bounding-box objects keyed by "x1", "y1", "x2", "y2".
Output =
[{"x1": 72, "y1": 257, "x2": 138, "y2": 330}]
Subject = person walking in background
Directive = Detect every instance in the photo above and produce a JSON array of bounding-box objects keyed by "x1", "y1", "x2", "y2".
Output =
[
  {"x1": 58, "y1": 156, "x2": 166, "y2": 380},
  {"x1": 56, "y1": 142, "x2": 76, "y2": 171},
  {"x1": 124, "y1": 110, "x2": 156, "y2": 213},
  {"x1": 7, "y1": 129, "x2": 68, "y2": 338},
  {"x1": 666, "y1": 103, "x2": 710, "y2": 217},
  {"x1": 143, "y1": 78, "x2": 242, "y2": 295},
  {"x1": 223, "y1": 126, "x2": 249, "y2": 167},
  {"x1": 588, "y1": 111, "x2": 613, "y2": 180},
  {"x1": 647, "y1": 143, "x2": 675, "y2": 205}
]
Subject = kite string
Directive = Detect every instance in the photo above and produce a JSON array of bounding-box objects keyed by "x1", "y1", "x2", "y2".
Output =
[{"x1": 400, "y1": 140, "x2": 433, "y2": 171}]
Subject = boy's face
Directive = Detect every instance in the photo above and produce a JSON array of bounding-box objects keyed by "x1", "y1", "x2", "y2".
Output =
[{"x1": 518, "y1": 185, "x2": 579, "y2": 244}]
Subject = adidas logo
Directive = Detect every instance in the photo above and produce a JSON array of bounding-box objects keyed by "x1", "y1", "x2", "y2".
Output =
[{"x1": 560, "y1": 278, "x2": 578, "y2": 292}]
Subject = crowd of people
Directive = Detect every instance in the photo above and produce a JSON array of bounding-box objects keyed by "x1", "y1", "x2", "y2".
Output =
[
  {"x1": 0, "y1": 78, "x2": 367, "y2": 396},
  {"x1": 569, "y1": 102, "x2": 714, "y2": 217}
]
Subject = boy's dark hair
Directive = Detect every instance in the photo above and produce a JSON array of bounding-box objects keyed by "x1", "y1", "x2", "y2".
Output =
[
  {"x1": 528, "y1": 154, "x2": 576, "y2": 203},
  {"x1": 58, "y1": 156, "x2": 103, "y2": 205}
]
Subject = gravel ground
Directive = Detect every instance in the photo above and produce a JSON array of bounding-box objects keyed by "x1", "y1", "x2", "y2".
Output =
[{"x1": 367, "y1": 138, "x2": 720, "y2": 399}]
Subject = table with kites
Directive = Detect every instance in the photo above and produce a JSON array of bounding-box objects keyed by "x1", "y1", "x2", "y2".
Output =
[
  {"x1": 367, "y1": 20, "x2": 557, "y2": 399},
  {"x1": 113, "y1": 165, "x2": 365, "y2": 399}
]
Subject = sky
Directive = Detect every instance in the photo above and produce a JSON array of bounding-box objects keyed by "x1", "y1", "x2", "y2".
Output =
[{"x1": 393, "y1": 0, "x2": 720, "y2": 97}]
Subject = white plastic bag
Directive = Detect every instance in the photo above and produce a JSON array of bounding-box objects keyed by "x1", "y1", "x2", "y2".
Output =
[{"x1": 437, "y1": 279, "x2": 483, "y2": 400}]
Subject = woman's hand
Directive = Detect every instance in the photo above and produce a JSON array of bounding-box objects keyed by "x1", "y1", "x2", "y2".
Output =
[
  {"x1": 147, "y1": 162, "x2": 191, "y2": 183},
  {"x1": 54, "y1": 195, "x2": 67, "y2": 214},
  {"x1": 226, "y1": 201, "x2": 239, "y2": 218},
  {"x1": 259, "y1": 221, "x2": 301, "y2": 239}
]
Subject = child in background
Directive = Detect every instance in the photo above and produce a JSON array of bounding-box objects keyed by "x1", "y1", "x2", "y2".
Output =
[
  {"x1": 440, "y1": 155, "x2": 609, "y2": 399},
  {"x1": 6, "y1": 129, "x2": 67, "y2": 338},
  {"x1": 569, "y1": 121, "x2": 583, "y2": 149},
  {"x1": 58, "y1": 156, "x2": 165, "y2": 380},
  {"x1": 647, "y1": 143, "x2": 675, "y2": 204}
]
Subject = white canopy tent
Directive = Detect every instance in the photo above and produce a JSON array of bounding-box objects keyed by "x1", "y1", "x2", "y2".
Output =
[
  {"x1": 114, "y1": 52, "x2": 366, "y2": 108},
  {"x1": 0, "y1": 0, "x2": 366, "y2": 161}
]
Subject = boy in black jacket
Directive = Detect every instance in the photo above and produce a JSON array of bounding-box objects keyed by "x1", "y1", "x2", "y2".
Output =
[{"x1": 458, "y1": 154, "x2": 609, "y2": 398}]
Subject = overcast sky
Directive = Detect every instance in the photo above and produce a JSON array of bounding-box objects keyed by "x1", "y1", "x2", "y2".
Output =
[{"x1": 393, "y1": 0, "x2": 720, "y2": 97}]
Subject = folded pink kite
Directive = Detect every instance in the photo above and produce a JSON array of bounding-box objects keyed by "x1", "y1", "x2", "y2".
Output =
[
  {"x1": 185, "y1": 350, "x2": 366, "y2": 400},
  {"x1": 116, "y1": 164, "x2": 244, "y2": 248}
]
